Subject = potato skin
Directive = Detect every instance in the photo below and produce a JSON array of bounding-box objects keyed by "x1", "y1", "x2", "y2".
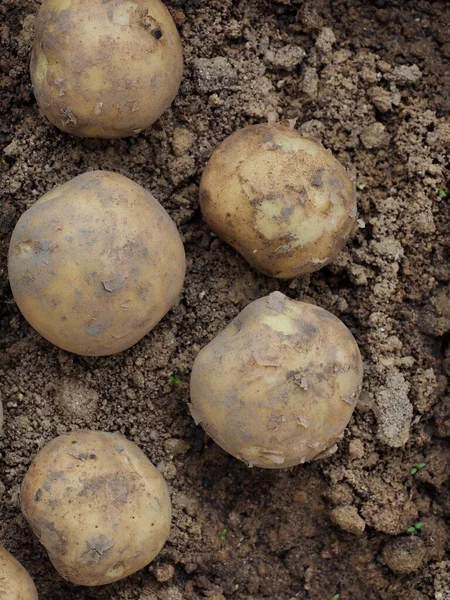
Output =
[
  {"x1": 20, "y1": 430, "x2": 171, "y2": 586},
  {"x1": 8, "y1": 170, "x2": 185, "y2": 356},
  {"x1": 31, "y1": 0, "x2": 183, "y2": 138},
  {"x1": 0, "y1": 546, "x2": 38, "y2": 600},
  {"x1": 200, "y1": 124, "x2": 357, "y2": 279},
  {"x1": 190, "y1": 292, "x2": 363, "y2": 468}
]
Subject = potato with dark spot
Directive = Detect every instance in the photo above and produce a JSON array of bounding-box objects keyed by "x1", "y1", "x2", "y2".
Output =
[
  {"x1": 31, "y1": 0, "x2": 183, "y2": 138},
  {"x1": 8, "y1": 170, "x2": 185, "y2": 356},
  {"x1": 189, "y1": 292, "x2": 363, "y2": 468},
  {"x1": 0, "y1": 547, "x2": 38, "y2": 600},
  {"x1": 20, "y1": 430, "x2": 171, "y2": 586},
  {"x1": 200, "y1": 124, "x2": 357, "y2": 279}
]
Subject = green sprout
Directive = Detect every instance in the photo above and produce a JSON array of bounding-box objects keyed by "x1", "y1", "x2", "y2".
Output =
[
  {"x1": 168, "y1": 374, "x2": 181, "y2": 387},
  {"x1": 407, "y1": 522, "x2": 423, "y2": 535},
  {"x1": 331, "y1": 595, "x2": 340, "y2": 600},
  {"x1": 437, "y1": 188, "x2": 447, "y2": 198},
  {"x1": 411, "y1": 462, "x2": 426, "y2": 475},
  {"x1": 220, "y1": 528, "x2": 227, "y2": 540}
]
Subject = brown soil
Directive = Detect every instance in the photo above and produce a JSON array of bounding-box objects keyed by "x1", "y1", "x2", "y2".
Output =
[{"x1": 1, "y1": 1, "x2": 449, "y2": 599}]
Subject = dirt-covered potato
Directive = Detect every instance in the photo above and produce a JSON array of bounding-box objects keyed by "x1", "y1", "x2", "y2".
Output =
[
  {"x1": 0, "y1": 546, "x2": 38, "y2": 600},
  {"x1": 200, "y1": 124, "x2": 357, "y2": 279},
  {"x1": 31, "y1": 0, "x2": 183, "y2": 138},
  {"x1": 20, "y1": 430, "x2": 171, "y2": 586},
  {"x1": 190, "y1": 292, "x2": 363, "y2": 468},
  {"x1": 8, "y1": 170, "x2": 185, "y2": 356}
]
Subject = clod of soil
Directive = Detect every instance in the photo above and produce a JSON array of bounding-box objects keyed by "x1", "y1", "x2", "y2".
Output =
[
  {"x1": 330, "y1": 505, "x2": 366, "y2": 536},
  {"x1": 382, "y1": 536, "x2": 427, "y2": 575}
]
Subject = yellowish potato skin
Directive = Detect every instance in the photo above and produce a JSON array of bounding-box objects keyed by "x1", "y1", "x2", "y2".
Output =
[
  {"x1": 0, "y1": 547, "x2": 38, "y2": 600},
  {"x1": 8, "y1": 171, "x2": 185, "y2": 356},
  {"x1": 20, "y1": 430, "x2": 171, "y2": 586},
  {"x1": 31, "y1": 0, "x2": 183, "y2": 138},
  {"x1": 200, "y1": 124, "x2": 357, "y2": 279},
  {"x1": 190, "y1": 292, "x2": 363, "y2": 469}
]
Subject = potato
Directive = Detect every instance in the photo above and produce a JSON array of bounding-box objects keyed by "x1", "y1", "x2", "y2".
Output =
[
  {"x1": 200, "y1": 124, "x2": 357, "y2": 279},
  {"x1": 20, "y1": 430, "x2": 171, "y2": 586},
  {"x1": 31, "y1": 0, "x2": 183, "y2": 138},
  {"x1": 8, "y1": 170, "x2": 185, "y2": 356},
  {"x1": 189, "y1": 292, "x2": 363, "y2": 468},
  {"x1": 0, "y1": 546, "x2": 38, "y2": 600}
]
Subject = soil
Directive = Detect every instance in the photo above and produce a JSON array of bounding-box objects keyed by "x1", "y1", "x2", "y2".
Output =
[{"x1": 1, "y1": 1, "x2": 449, "y2": 599}]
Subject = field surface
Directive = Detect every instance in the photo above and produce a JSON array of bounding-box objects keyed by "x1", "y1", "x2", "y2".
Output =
[{"x1": 1, "y1": 1, "x2": 449, "y2": 599}]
